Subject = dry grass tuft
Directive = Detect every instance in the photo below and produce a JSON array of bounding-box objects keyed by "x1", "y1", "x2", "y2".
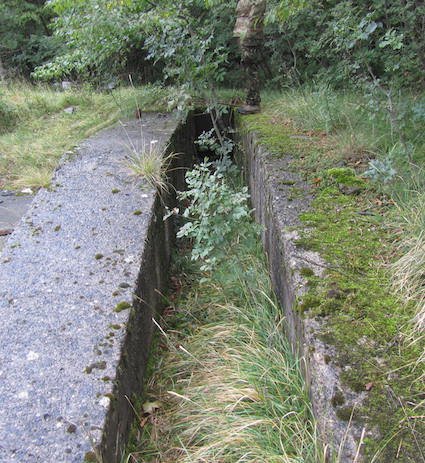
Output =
[
  {"x1": 127, "y1": 250, "x2": 324, "y2": 462},
  {"x1": 125, "y1": 138, "x2": 176, "y2": 193}
]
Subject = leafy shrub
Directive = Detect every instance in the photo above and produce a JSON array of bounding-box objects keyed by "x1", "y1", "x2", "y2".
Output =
[
  {"x1": 172, "y1": 156, "x2": 252, "y2": 272},
  {"x1": 363, "y1": 157, "x2": 396, "y2": 184}
]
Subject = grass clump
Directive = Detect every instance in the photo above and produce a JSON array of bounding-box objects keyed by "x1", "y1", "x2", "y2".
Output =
[
  {"x1": 125, "y1": 138, "x2": 176, "y2": 193},
  {"x1": 125, "y1": 159, "x2": 322, "y2": 462}
]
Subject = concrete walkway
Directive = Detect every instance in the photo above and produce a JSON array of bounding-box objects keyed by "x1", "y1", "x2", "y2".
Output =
[{"x1": 0, "y1": 114, "x2": 182, "y2": 462}]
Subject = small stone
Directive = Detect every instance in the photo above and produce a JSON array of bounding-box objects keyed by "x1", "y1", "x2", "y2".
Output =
[
  {"x1": 67, "y1": 423, "x2": 77, "y2": 433},
  {"x1": 26, "y1": 351, "x2": 39, "y2": 361},
  {"x1": 21, "y1": 188, "x2": 33, "y2": 195},
  {"x1": 63, "y1": 106, "x2": 75, "y2": 114},
  {"x1": 99, "y1": 396, "x2": 110, "y2": 408}
]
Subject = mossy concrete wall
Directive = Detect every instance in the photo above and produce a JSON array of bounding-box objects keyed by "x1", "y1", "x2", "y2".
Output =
[{"x1": 235, "y1": 119, "x2": 365, "y2": 462}]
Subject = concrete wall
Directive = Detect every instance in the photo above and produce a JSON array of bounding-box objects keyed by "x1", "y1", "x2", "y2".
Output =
[
  {"x1": 235, "y1": 119, "x2": 365, "y2": 462},
  {"x1": 0, "y1": 115, "x2": 196, "y2": 463},
  {"x1": 100, "y1": 116, "x2": 197, "y2": 461}
]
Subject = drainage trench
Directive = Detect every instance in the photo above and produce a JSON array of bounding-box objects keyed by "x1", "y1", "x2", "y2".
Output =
[
  {"x1": 0, "y1": 110, "x2": 355, "y2": 462},
  {"x1": 109, "y1": 110, "x2": 356, "y2": 461},
  {"x1": 132, "y1": 111, "x2": 362, "y2": 462}
]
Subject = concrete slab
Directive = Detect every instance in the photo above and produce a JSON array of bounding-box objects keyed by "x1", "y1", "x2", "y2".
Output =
[{"x1": 0, "y1": 114, "x2": 191, "y2": 462}]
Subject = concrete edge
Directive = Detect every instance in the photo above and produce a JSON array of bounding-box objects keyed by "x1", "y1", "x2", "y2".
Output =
[
  {"x1": 99, "y1": 116, "x2": 196, "y2": 462},
  {"x1": 235, "y1": 120, "x2": 365, "y2": 462}
]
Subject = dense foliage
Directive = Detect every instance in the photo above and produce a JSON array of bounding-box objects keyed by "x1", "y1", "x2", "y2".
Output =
[
  {"x1": 2, "y1": 0, "x2": 423, "y2": 89},
  {"x1": 0, "y1": 0, "x2": 59, "y2": 77},
  {"x1": 32, "y1": 0, "x2": 238, "y2": 86},
  {"x1": 266, "y1": 0, "x2": 425, "y2": 88}
]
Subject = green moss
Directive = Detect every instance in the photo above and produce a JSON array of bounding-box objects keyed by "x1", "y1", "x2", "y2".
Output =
[
  {"x1": 336, "y1": 406, "x2": 355, "y2": 422},
  {"x1": 114, "y1": 301, "x2": 131, "y2": 312},
  {"x1": 133, "y1": 210, "x2": 142, "y2": 215},
  {"x1": 299, "y1": 267, "x2": 314, "y2": 278},
  {"x1": 300, "y1": 183, "x2": 424, "y2": 460},
  {"x1": 84, "y1": 361, "x2": 106, "y2": 374},
  {"x1": 54, "y1": 225, "x2": 61, "y2": 232},
  {"x1": 326, "y1": 168, "x2": 354, "y2": 182},
  {"x1": 94, "y1": 253, "x2": 103, "y2": 260},
  {"x1": 331, "y1": 390, "x2": 345, "y2": 408},
  {"x1": 241, "y1": 113, "x2": 300, "y2": 157},
  {"x1": 111, "y1": 188, "x2": 120, "y2": 194},
  {"x1": 84, "y1": 451, "x2": 97, "y2": 463},
  {"x1": 66, "y1": 424, "x2": 77, "y2": 434},
  {"x1": 297, "y1": 294, "x2": 321, "y2": 313}
]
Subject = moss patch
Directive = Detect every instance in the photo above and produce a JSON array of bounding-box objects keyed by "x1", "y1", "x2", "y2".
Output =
[{"x1": 114, "y1": 301, "x2": 131, "y2": 313}]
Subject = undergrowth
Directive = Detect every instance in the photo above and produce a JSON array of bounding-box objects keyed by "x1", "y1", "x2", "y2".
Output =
[{"x1": 124, "y1": 160, "x2": 322, "y2": 462}]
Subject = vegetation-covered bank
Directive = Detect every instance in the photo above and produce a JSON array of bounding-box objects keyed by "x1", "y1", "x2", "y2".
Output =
[{"x1": 243, "y1": 89, "x2": 425, "y2": 462}]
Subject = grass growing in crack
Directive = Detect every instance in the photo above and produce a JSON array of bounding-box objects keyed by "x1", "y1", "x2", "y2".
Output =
[
  {"x1": 124, "y1": 137, "x2": 176, "y2": 193},
  {"x1": 124, "y1": 162, "x2": 322, "y2": 462}
]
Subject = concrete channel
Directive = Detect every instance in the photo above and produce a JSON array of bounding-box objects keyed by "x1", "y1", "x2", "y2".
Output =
[{"x1": 0, "y1": 112, "x2": 363, "y2": 462}]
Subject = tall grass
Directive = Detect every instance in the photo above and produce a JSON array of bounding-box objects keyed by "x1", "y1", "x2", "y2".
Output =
[
  {"x1": 263, "y1": 85, "x2": 425, "y2": 176},
  {"x1": 391, "y1": 192, "x2": 425, "y2": 356},
  {"x1": 0, "y1": 82, "x2": 173, "y2": 190},
  {"x1": 126, "y1": 233, "x2": 323, "y2": 462}
]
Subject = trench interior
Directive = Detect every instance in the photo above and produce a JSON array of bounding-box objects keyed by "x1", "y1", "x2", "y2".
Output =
[{"x1": 116, "y1": 109, "x2": 314, "y2": 458}]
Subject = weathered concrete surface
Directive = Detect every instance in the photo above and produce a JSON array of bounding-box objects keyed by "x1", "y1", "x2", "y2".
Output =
[
  {"x1": 236, "y1": 120, "x2": 365, "y2": 462},
  {"x1": 0, "y1": 192, "x2": 33, "y2": 250},
  {"x1": 0, "y1": 114, "x2": 194, "y2": 462}
]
